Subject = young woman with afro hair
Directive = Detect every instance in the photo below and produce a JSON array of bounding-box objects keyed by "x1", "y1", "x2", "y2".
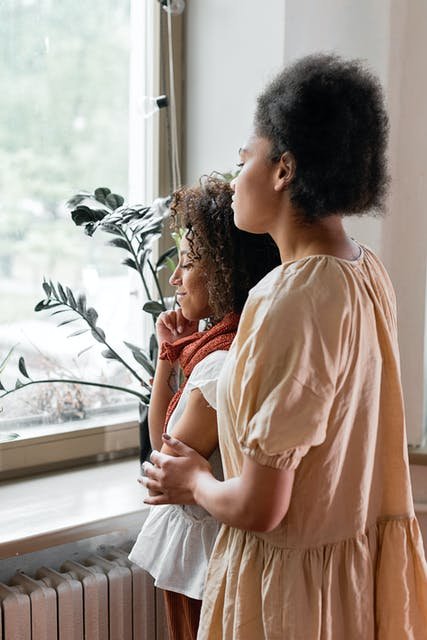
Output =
[
  {"x1": 129, "y1": 175, "x2": 280, "y2": 640},
  {"x1": 142, "y1": 54, "x2": 427, "y2": 639}
]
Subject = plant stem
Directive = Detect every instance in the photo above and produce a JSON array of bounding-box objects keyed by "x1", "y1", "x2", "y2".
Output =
[
  {"x1": 47, "y1": 297, "x2": 149, "y2": 388},
  {"x1": 147, "y1": 259, "x2": 166, "y2": 309},
  {"x1": 0, "y1": 379, "x2": 150, "y2": 403},
  {"x1": 115, "y1": 225, "x2": 152, "y2": 301},
  {"x1": 93, "y1": 331, "x2": 149, "y2": 388}
]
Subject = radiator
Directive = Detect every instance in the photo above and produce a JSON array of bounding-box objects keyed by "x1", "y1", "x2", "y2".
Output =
[{"x1": 0, "y1": 548, "x2": 168, "y2": 640}]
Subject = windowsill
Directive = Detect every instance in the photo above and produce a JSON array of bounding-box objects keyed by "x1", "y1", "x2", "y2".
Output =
[
  {"x1": 0, "y1": 458, "x2": 149, "y2": 560},
  {"x1": 0, "y1": 411, "x2": 141, "y2": 480},
  {"x1": 2, "y1": 450, "x2": 424, "y2": 563}
]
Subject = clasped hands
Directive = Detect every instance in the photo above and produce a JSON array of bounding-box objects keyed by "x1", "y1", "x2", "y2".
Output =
[{"x1": 139, "y1": 434, "x2": 211, "y2": 505}]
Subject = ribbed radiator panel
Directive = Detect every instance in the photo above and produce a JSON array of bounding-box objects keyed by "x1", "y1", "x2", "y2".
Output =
[
  {"x1": 0, "y1": 583, "x2": 31, "y2": 640},
  {"x1": 37, "y1": 567, "x2": 84, "y2": 640},
  {"x1": 0, "y1": 547, "x2": 167, "y2": 640}
]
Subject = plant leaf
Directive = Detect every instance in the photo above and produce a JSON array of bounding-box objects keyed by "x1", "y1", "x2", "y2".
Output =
[
  {"x1": 0, "y1": 381, "x2": 5, "y2": 391},
  {"x1": 123, "y1": 341, "x2": 141, "y2": 351},
  {"x1": 58, "y1": 318, "x2": 79, "y2": 327},
  {"x1": 34, "y1": 300, "x2": 48, "y2": 312},
  {"x1": 42, "y1": 281, "x2": 51, "y2": 297},
  {"x1": 143, "y1": 301, "x2": 165, "y2": 318},
  {"x1": 101, "y1": 349, "x2": 119, "y2": 360},
  {"x1": 108, "y1": 238, "x2": 129, "y2": 251},
  {"x1": 122, "y1": 257, "x2": 138, "y2": 271},
  {"x1": 165, "y1": 257, "x2": 176, "y2": 272},
  {"x1": 18, "y1": 357, "x2": 30, "y2": 379},
  {"x1": 49, "y1": 280, "x2": 58, "y2": 298},
  {"x1": 71, "y1": 205, "x2": 108, "y2": 227},
  {"x1": 124, "y1": 342, "x2": 155, "y2": 376},
  {"x1": 156, "y1": 246, "x2": 178, "y2": 269},
  {"x1": 57, "y1": 282, "x2": 67, "y2": 303},
  {"x1": 0, "y1": 345, "x2": 16, "y2": 374},
  {"x1": 171, "y1": 229, "x2": 185, "y2": 249},
  {"x1": 149, "y1": 333, "x2": 158, "y2": 362},
  {"x1": 50, "y1": 309, "x2": 68, "y2": 316},
  {"x1": 101, "y1": 223, "x2": 122, "y2": 236},
  {"x1": 68, "y1": 328, "x2": 89, "y2": 337},
  {"x1": 106, "y1": 193, "x2": 125, "y2": 209},
  {"x1": 94, "y1": 187, "x2": 111, "y2": 203},
  {"x1": 15, "y1": 379, "x2": 24, "y2": 389},
  {"x1": 86, "y1": 307, "x2": 98, "y2": 325},
  {"x1": 132, "y1": 352, "x2": 155, "y2": 376},
  {"x1": 91, "y1": 327, "x2": 106, "y2": 343},
  {"x1": 77, "y1": 345, "x2": 94, "y2": 358},
  {"x1": 77, "y1": 294, "x2": 87, "y2": 313},
  {"x1": 66, "y1": 287, "x2": 77, "y2": 309}
]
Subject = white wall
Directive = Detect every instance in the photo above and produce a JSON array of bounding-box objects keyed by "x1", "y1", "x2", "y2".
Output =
[
  {"x1": 184, "y1": 0, "x2": 427, "y2": 447},
  {"x1": 184, "y1": 0, "x2": 285, "y2": 181},
  {"x1": 284, "y1": 0, "x2": 390, "y2": 254},
  {"x1": 382, "y1": 1, "x2": 427, "y2": 447}
]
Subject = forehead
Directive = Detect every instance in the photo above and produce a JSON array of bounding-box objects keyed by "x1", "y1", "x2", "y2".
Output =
[
  {"x1": 179, "y1": 235, "x2": 190, "y2": 253},
  {"x1": 240, "y1": 133, "x2": 272, "y2": 157}
]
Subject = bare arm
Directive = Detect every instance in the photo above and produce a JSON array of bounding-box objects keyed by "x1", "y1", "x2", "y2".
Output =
[
  {"x1": 160, "y1": 388, "x2": 219, "y2": 459},
  {"x1": 142, "y1": 437, "x2": 294, "y2": 532},
  {"x1": 148, "y1": 358, "x2": 179, "y2": 451},
  {"x1": 147, "y1": 309, "x2": 198, "y2": 451}
]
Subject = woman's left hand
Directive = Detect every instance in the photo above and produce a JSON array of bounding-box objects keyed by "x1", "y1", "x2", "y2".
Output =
[{"x1": 139, "y1": 434, "x2": 212, "y2": 505}]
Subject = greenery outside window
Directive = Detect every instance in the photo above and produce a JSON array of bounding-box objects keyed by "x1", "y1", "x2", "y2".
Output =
[{"x1": 0, "y1": 0, "x2": 163, "y2": 478}]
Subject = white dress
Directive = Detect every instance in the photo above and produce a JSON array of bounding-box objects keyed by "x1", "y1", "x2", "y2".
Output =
[{"x1": 128, "y1": 350, "x2": 226, "y2": 600}]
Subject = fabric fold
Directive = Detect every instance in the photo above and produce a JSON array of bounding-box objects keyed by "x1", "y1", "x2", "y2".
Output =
[{"x1": 199, "y1": 517, "x2": 427, "y2": 640}]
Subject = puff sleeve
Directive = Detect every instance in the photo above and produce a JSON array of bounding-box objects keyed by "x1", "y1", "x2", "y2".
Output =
[
  {"x1": 186, "y1": 350, "x2": 228, "y2": 410},
  {"x1": 233, "y1": 259, "x2": 350, "y2": 470}
]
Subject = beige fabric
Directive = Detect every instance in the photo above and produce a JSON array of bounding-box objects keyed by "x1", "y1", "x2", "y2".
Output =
[{"x1": 198, "y1": 246, "x2": 427, "y2": 640}]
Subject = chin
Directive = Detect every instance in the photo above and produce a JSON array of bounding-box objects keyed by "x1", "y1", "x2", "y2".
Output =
[
  {"x1": 180, "y1": 307, "x2": 197, "y2": 322},
  {"x1": 233, "y1": 211, "x2": 266, "y2": 234}
]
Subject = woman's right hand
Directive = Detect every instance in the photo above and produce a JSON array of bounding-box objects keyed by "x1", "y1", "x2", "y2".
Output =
[
  {"x1": 140, "y1": 435, "x2": 213, "y2": 506},
  {"x1": 156, "y1": 309, "x2": 199, "y2": 345}
]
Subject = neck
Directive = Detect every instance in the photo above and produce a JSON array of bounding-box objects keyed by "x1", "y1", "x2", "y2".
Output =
[{"x1": 271, "y1": 207, "x2": 359, "y2": 263}]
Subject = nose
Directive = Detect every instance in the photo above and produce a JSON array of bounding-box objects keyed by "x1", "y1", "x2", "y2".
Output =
[
  {"x1": 230, "y1": 176, "x2": 236, "y2": 191},
  {"x1": 169, "y1": 265, "x2": 181, "y2": 287}
]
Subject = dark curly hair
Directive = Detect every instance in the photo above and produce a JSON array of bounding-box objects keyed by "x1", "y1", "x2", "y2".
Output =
[
  {"x1": 169, "y1": 175, "x2": 281, "y2": 322},
  {"x1": 255, "y1": 53, "x2": 390, "y2": 221}
]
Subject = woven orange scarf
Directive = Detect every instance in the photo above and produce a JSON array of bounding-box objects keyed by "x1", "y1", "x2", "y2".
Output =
[{"x1": 160, "y1": 312, "x2": 239, "y2": 430}]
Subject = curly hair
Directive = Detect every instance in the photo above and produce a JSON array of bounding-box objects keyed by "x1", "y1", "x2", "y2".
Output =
[
  {"x1": 169, "y1": 175, "x2": 281, "y2": 322},
  {"x1": 255, "y1": 53, "x2": 390, "y2": 221}
]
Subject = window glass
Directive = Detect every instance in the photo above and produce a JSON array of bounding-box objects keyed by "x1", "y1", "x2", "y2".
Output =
[{"x1": 0, "y1": 0, "x2": 142, "y2": 440}]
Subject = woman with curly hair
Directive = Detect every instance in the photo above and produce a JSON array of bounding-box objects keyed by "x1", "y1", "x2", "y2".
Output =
[
  {"x1": 142, "y1": 54, "x2": 427, "y2": 639},
  {"x1": 129, "y1": 175, "x2": 280, "y2": 640}
]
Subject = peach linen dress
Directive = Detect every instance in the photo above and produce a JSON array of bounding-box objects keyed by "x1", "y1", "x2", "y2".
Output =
[{"x1": 198, "y1": 246, "x2": 427, "y2": 640}]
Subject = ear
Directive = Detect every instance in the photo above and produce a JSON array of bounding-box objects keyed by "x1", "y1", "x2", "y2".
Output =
[{"x1": 273, "y1": 151, "x2": 296, "y2": 192}]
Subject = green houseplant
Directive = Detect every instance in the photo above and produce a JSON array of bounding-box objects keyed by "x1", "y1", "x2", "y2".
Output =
[{"x1": 0, "y1": 187, "x2": 178, "y2": 461}]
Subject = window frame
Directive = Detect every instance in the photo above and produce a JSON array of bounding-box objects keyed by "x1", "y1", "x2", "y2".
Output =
[{"x1": 0, "y1": 1, "x2": 184, "y2": 478}]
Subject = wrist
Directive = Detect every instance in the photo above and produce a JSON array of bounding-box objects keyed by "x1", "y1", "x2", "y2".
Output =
[
  {"x1": 156, "y1": 354, "x2": 179, "y2": 369},
  {"x1": 192, "y1": 466, "x2": 215, "y2": 506},
  {"x1": 158, "y1": 339, "x2": 179, "y2": 364}
]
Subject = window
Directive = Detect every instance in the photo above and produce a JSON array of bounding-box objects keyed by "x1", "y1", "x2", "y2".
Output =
[{"x1": 0, "y1": 0, "x2": 164, "y2": 476}]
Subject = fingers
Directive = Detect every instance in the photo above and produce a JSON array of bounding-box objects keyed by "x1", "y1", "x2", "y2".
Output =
[
  {"x1": 161, "y1": 433, "x2": 194, "y2": 456},
  {"x1": 157, "y1": 309, "x2": 199, "y2": 335},
  {"x1": 138, "y1": 475, "x2": 163, "y2": 494},
  {"x1": 143, "y1": 493, "x2": 170, "y2": 506},
  {"x1": 148, "y1": 448, "x2": 173, "y2": 467},
  {"x1": 157, "y1": 311, "x2": 178, "y2": 334}
]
